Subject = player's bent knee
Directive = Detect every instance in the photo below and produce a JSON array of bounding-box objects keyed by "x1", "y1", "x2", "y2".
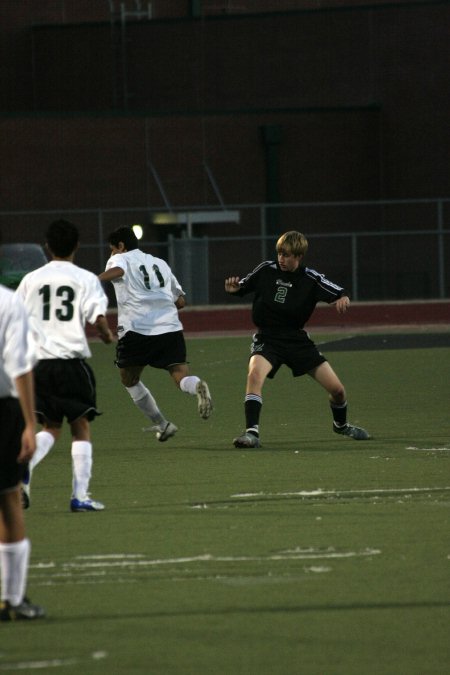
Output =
[
  {"x1": 121, "y1": 375, "x2": 139, "y2": 388},
  {"x1": 330, "y1": 385, "x2": 346, "y2": 403}
]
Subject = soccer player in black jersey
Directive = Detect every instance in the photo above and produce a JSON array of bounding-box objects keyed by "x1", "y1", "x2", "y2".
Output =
[{"x1": 225, "y1": 230, "x2": 370, "y2": 448}]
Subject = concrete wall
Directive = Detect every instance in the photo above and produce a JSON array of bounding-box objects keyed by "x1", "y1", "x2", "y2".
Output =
[
  {"x1": 0, "y1": 2, "x2": 448, "y2": 213},
  {"x1": 0, "y1": 2, "x2": 449, "y2": 302}
]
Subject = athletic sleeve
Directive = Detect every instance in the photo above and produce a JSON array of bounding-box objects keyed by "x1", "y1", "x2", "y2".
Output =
[
  {"x1": 105, "y1": 252, "x2": 127, "y2": 274},
  {"x1": 234, "y1": 262, "x2": 267, "y2": 297},
  {"x1": 0, "y1": 292, "x2": 36, "y2": 397},
  {"x1": 82, "y1": 272, "x2": 110, "y2": 326},
  {"x1": 305, "y1": 268, "x2": 345, "y2": 303},
  {"x1": 170, "y1": 272, "x2": 185, "y2": 301}
]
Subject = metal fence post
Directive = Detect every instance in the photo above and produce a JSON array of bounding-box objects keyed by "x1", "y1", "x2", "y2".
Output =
[
  {"x1": 351, "y1": 234, "x2": 358, "y2": 301},
  {"x1": 437, "y1": 200, "x2": 445, "y2": 298},
  {"x1": 260, "y1": 204, "x2": 267, "y2": 260},
  {"x1": 98, "y1": 209, "x2": 105, "y2": 272}
]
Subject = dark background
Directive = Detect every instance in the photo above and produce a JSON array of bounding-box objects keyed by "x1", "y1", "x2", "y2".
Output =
[{"x1": 0, "y1": 0, "x2": 449, "y2": 302}]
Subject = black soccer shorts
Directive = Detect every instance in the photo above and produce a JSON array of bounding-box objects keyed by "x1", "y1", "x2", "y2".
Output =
[
  {"x1": 0, "y1": 397, "x2": 27, "y2": 493},
  {"x1": 34, "y1": 359, "x2": 100, "y2": 425},
  {"x1": 115, "y1": 330, "x2": 187, "y2": 370},
  {"x1": 250, "y1": 330, "x2": 327, "y2": 378}
]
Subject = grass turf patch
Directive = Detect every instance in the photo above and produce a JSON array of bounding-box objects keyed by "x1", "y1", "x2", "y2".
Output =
[{"x1": 1, "y1": 335, "x2": 449, "y2": 674}]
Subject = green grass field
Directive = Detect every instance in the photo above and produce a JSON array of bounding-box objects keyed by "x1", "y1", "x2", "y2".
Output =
[{"x1": 1, "y1": 333, "x2": 449, "y2": 674}]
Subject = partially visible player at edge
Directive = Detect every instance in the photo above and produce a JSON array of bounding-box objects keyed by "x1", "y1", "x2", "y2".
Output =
[
  {"x1": 16, "y1": 220, "x2": 114, "y2": 512},
  {"x1": 98, "y1": 227, "x2": 212, "y2": 442},
  {"x1": 225, "y1": 230, "x2": 370, "y2": 448},
  {"x1": 0, "y1": 230, "x2": 45, "y2": 620}
]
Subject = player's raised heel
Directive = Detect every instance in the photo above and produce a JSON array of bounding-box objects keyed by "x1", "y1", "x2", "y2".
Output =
[
  {"x1": 152, "y1": 421, "x2": 178, "y2": 442},
  {"x1": 233, "y1": 432, "x2": 261, "y2": 448},
  {"x1": 333, "y1": 423, "x2": 371, "y2": 440},
  {"x1": 196, "y1": 380, "x2": 213, "y2": 419}
]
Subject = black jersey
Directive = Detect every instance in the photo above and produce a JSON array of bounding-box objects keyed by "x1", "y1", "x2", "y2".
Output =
[{"x1": 236, "y1": 260, "x2": 344, "y2": 337}]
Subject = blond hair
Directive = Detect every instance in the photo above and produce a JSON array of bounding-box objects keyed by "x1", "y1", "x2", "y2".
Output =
[{"x1": 276, "y1": 231, "x2": 308, "y2": 257}]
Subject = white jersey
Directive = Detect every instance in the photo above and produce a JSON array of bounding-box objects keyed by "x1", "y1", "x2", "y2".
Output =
[
  {"x1": 16, "y1": 260, "x2": 109, "y2": 359},
  {"x1": 0, "y1": 285, "x2": 37, "y2": 398},
  {"x1": 105, "y1": 249, "x2": 184, "y2": 337}
]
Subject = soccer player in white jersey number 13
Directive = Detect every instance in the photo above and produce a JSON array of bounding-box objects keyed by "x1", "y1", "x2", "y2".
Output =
[{"x1": 16, "y1": 219, "x2": 114, "y2": 512}]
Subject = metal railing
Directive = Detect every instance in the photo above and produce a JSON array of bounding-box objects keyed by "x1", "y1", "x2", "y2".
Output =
[{"x1": 1, "y1": 198, "x2": 449, "y2": 304}]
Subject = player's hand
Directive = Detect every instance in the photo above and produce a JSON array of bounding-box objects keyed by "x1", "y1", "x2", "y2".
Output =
[
  {"x1": 17, "y1": 424, "x2": 36, "y2": 463},
  {"x1": 335, "y1": 296, "x2": 350, "y2": 314},
  {"x1": 225, "y1": 276, "x2": 241, "y2": 293},
  {"x1": 99, "y1": 329, "x2": 114, "y2": 344}
]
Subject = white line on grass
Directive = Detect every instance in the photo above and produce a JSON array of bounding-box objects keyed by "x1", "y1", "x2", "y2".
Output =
[
  {"x1": 0, "y1": 653, "x2": 107, "y2": 671},
  {"x1": 61, "y1": 550, "x2": 380, "y2": 567},
  {"x1": 30, "y1": 548, "x2": 380, "y2": 573},
  {"x1": 231, "y1": 487, "x2": 450, "y2": 499},
  {"x1": 0, "y1": 659, "x2": 78, "y2": 671},
  {"x1": 406, "y1": 446, "x2": 450, "y2": 452}
]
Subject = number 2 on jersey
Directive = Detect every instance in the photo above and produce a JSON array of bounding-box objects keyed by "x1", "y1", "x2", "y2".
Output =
[{"x1": 274, "y1": 286, "x2": 288, "y2": 303}]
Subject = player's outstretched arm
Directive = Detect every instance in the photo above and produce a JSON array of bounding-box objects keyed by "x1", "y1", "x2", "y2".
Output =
[{"x1": 225, "y1": 276, "x2": 241, "y2": 294}]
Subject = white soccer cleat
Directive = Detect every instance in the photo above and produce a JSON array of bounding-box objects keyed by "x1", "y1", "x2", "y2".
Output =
[
  {"x1": 196, "y1": 380, "x2": 213, "y2": 419},
  {"x1": 70, "y1": 496, "x2": 105, "y2": 512}
]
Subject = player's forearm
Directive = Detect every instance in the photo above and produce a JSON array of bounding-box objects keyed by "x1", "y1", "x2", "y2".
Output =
[
  {"x1": 98, "y1": 267, "x2": 124, "y2": 282},
  {"x1": 15, "y1": 370, "x2": 36, "y2": 428},
  {"x1": 175, "y1": 295, "x2": 186, "y2": 310},
  {"x1": 94, "y1": 315, "x2": 114, "y2": 343}
]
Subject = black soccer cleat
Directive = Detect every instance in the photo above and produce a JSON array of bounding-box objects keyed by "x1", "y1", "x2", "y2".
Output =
[
  {"x1": 0, "y1": 597, "x2": 45, "y2": 621},
  {"x1": 233, "y1": 432, "x2": 261, "y2": 448},
  {"x1": 333, "y1": 423, "x2": 371, "y2": 440}
]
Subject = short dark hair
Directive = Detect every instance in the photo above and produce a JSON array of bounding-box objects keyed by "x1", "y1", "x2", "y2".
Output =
[
  {"x1": 45, "y1": 220, "x2": 79, "y2": 257},
  {"x1": 107, "y1": 227, "x2": 139, "y2": 251}
]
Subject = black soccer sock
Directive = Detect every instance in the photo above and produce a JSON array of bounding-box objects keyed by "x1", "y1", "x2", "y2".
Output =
[
  {"x1": 244, "y1": 394, "x2": 262, "y2": 436},
  {"x1": 330, "y1": 401, "x2": 348, "y2": 427}
]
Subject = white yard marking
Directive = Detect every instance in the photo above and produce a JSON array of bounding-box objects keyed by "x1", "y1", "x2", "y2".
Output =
[
  {"x1": 0, "y1": 659, "x2": 77, "y2": 671},
  {"x1": 231, "y1": 487, "x2": 450, "y2": 499},
  {"x1": 0, "y1": 653, "x2": 108, "y2": 671},
  {"x1": 406, "y1": 446, "x2": 450, "y2": 452},
  {"x1": 28, "y1": 547, "x2": 381, "y2": 588},
  {"x1": 61, "y1": 549, "x2": 380, "y2": 568}
]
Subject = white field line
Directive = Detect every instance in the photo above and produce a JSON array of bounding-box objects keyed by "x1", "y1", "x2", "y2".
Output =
[
  {"x1": 0, "y1": 653, "x2": 107, "y2": 672},
  {"x1": 61, "y1": 551, "x2": 379, "y2": 567},
  {"x1": 231, "y1": 487, "x2": 450, "y2": 499},
  {"x1": 27, "y1": 550, "x2": 380, "y2": 587},
  {"x1": 0, "y1": 659, "x2": 77, "y2": 671},
  {"x1": 29, "y1": 548, "x2": 381, "y2": 576},
  {"x1": 406, "y1": 446, "x2": 450, "y2": 452}
]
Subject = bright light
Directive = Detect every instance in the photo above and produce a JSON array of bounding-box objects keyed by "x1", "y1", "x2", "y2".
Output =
[{"x1": 132, "y1": 224, "x2": 143, "y2": 240}]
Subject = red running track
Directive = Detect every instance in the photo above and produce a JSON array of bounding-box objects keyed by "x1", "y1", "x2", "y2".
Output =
[{"x1": 89, "y1": 301, "x2": 450, "y2": 337}]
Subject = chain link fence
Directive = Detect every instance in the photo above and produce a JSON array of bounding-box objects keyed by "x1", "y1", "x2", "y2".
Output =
[{"x1": 1, "y1": 199, "x2": 449, "y2": 304}]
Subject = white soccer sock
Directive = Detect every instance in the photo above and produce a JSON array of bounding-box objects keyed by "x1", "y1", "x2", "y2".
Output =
[
  {"x1": 29, "y1": 430, "x2": 55, "y2": 473},
  {"x1": 71, "y1": 441, "x2": 92, "y2": 500},
  {"x1": 126, "y1": 382, "x2": 166, "y2": 425},
  {"x1": 179, "y1": 375, "x2": 200, "y2": 395},
  {"x1": 0, "y1": 538, "x2": 30, "y2": 605}
]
